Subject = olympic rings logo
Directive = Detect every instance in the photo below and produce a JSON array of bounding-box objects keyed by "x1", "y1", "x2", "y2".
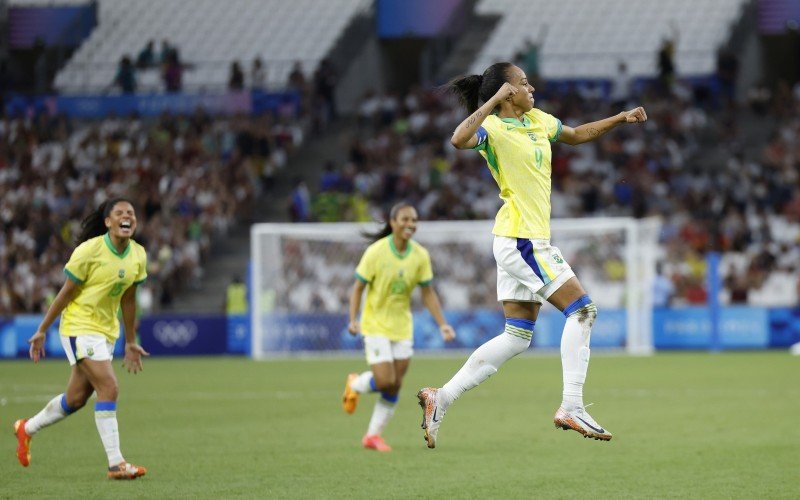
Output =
[{"x1": 153, "y1": 320, "x2": 198, "y2": 347}]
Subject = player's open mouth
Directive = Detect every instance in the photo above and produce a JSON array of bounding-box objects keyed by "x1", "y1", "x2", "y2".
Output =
[{"x1": 120, "y1": 221, "x2": 132, "y2": 231}]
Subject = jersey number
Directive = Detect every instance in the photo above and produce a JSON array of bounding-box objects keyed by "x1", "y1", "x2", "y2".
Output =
[
  {"x1": 108, "y1": 282, "x2": 125, "y2": 297},
  {"x1": 533, "y1": 147, "x2": 543, "y2": 170}
]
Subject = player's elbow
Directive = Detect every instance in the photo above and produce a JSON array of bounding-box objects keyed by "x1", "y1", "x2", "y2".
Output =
[{"x1": 450, "y1": 134, "x2": 469, "y2": 149}]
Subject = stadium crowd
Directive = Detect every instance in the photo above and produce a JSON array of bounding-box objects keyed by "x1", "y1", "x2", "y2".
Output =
[
  {"x1": 299, "y1": 79, "x2": 800, "y2": 309},
  {"x1": 0, "y1": 110, "x2": 304, "y2": 315}
]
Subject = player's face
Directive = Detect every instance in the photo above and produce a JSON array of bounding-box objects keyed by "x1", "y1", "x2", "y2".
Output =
[
  {"x1": 105, "y1": 201, "x2": 137, "y2": 239},
  {"x1": 507, "y1": 66, "x2": 535, "y2": 110},
  {"x1": 390, "y1": 206, "x2": 418, "y2": 241}
]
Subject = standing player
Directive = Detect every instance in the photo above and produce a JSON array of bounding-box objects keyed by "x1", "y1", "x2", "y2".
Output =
[
  {"x1": 342, "y1": 202, "x2": 456, "y2": 452},
  {"x1": 417, "y1": 62, "x2": 647, "y2": 448},
  {"x1": 14, "y1": 198, "x2": 150, "y2": 479}
]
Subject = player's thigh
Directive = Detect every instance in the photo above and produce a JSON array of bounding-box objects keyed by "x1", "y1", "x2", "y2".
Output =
[
  {"x1": 501, "y1": 300, "x2": 541, "y2": 321},
  {"x1": 392, "y1": 357, "x2": 411, "y2": 386},
  {"x1": 546, "y1": 276, "x2": 588, "y2": 312}
]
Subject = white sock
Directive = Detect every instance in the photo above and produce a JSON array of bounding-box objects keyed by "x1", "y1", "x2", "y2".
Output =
[
  {"x1": 350, "y1": 371, "x2": 376, "y2": 394},
  {"x1": 439, "y1": 319, "x2": 534, "y2": 409},
  {"x1": 560, "y1": 298, "x2": 597, "y2": 410},
  {"x1": 366, "y1": 396, "x2": 397, "y2": 436},
  {"x1": 25, "y1": 394, "x2": 76, "y2": 435},
  {"x1": 94, "y1": 401, "x2": 124, "y2": 467}
]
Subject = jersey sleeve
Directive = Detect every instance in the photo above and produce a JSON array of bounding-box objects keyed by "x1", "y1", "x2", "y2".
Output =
[
  {"x1": 63, "y1": 242, "x2": 92, "y2": 284},
  {"x1": 133, "y1": 246, "x2": 148, "y2": 285},
  {"x1": 354, "y1": 245, "x2": 375, "y2": 284},
  {"x1": 537, "y1": 109, "x2": 563, "y2": 142},
  {"x1": 417, "y1": 249, "x2": 434, "y2": 287},
  {"x1": 471, "y1": 115, "x2": 501, "y2": 151}
]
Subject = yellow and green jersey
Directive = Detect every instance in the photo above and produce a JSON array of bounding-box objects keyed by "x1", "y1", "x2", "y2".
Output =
[
  {"x1": 355, "y1": 236, "x2": 433, "y2": 341},
  {"x1": 473, "y1": 108, "x2": 562, "y2": 239},
  {"x1": 61, "y1": 233, "x2": 148, "y2": 342}
]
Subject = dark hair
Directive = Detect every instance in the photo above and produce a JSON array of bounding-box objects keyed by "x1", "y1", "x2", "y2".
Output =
[
  {"x1": 76, "y1": 197, "x2": 135, "y2": 245},
  {"x1": 362, "y1": 201, "x2": 414, "y2": 242},
  {"x1": 447, "y1": 62, "x2": 513, "y2": 113}
]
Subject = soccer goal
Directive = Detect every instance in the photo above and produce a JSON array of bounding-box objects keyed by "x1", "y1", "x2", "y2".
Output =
[{"x1": 250, "y1": 218, "x2": 661, "y2": 359}]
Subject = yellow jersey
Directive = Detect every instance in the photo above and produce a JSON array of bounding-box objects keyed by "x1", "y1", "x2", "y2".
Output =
[
  {"x1": 60, "y1": 233, "x2": 148, "y2": 342},
  {"x1": 355, "y1": 236, "x2": 433, "y2": 341},
  {"x1": 474, "y1": 108, "x2": 562, "y2": 239}
]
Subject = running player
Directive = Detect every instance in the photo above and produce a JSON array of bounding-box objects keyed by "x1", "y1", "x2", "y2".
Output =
[
  {"x1": 418, "y1": 62, "x2": 647, "y2": 448},
  {"x1": 14, "y1": 197, "x2": 150, "y2": 479},
  {"x1": 342, "y1": 202, "x2": 456, "y2": 452}
]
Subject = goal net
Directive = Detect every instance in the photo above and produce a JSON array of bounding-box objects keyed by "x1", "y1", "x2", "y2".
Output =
[{"x1": 250, "y1": 218, "x2": 660, "y2": 359}]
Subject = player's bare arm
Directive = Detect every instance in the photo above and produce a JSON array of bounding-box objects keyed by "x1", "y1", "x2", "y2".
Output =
[
  {"x1": 420, "y1": 286, "x2": 456, "y2": 341},
  {"x1": 559, "y1": 106, "x2": 647, "y2": 145},
  {"x1": 121, "y1": 285, "x2": 149, "y2": 374},
  {"x1": 451, "y1": 83, "x2": 517, "y2": 149},
  {"x1": 28, "y1": 279, "x2": 81, "y2": 363},
  {"x1": 348, "y1": 279, "x2": 366, "y2": 335}
]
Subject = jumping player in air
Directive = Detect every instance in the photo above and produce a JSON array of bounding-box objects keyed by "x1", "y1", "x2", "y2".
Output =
[{"x1": 417, "y1": 62, "x2": 647, "y2": 448}]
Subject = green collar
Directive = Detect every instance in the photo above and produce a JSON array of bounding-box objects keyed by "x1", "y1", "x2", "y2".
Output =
[
  {"x1": 104, "y1": 232, "x2": 131, "y2": 259},
  {"x1": 499, "y1": 115, "x2": 529, "y2": 128},
  {"x1": 388, "y1": 236, "x2": 412, "y2": 259}
]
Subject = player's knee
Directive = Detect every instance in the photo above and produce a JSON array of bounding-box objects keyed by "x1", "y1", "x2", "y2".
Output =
[
  {"x1": 373, "y1": 377, "x2": 395, "y2": 393},
  {"x1": 564, "y1": 294, "x2": 597, "y2": 325},
  {"x1": 95, "y1": 380, "x2": 119, "y2": 401}
]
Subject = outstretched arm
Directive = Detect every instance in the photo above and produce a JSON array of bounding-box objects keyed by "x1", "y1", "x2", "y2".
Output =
[
  {"x1": 420, "y1": 285, "x2": 456, "y2": 341},
  {"x1": 558, "y1": 107, "x2": 647, "y2": 145}
]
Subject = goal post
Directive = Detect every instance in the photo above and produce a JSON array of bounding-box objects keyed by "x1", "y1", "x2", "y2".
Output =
[{"x1": 250, "y1": 218, "x2": 660, "y2": 359}]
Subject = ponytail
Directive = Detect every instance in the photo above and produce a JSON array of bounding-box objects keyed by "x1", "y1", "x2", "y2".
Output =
[
  {"x1": 447, "y1": 62, "x2": 513, "y2": 113},
  {"x1": 362, "y1": 201, "x2": 414, "y2": 242},
  {"x1": 76, "y1": 197, "x2": 134, "y2": 246}
]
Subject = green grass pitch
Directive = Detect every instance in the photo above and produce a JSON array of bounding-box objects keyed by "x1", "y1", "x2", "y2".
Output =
[{"x1": 1, "y1": 352, "x2": 798, "y2": 498}]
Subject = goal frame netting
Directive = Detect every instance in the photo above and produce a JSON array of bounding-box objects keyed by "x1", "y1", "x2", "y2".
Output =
[{"x1": 250, "y1": 217, "x2": 660, "y2": 359}]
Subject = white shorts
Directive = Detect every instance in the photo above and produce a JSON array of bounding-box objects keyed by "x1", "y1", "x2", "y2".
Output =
[
  {"x1": 493, "y1": 236, "x2": 576, "y2": 303},
  {"x1": 61, "y1": 335, "x2": 115, "y2": 366},
  {"x1": 363, "y1": 335, "x2": 414, "y2": 365}
]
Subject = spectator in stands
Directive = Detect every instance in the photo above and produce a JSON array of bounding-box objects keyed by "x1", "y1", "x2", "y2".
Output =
[
  {"x1": 162, "y1": 51, "x2": 183, "y2": 92},
  {"x1": 159, "y1": 39, "x2": 172, "y2": 65},
  {"x1": 113, "y1": 56, "x2": 137, "y2": 94},
  {"x1": 653, "y1": 262, "x2": 675, "y2": 307},
  {"x1": 250, "y1": 56, "x2": 266, "y2": 91},
  {"x1": 229, "y1": 61, "x2": 245, "y2": 91},
  {"x1": 225, "y1": 275, "x2": 248, "y2": 315},
  {"x1": 314, "y1": 58, "x2": 339, "y2": 125},
  {"x1": 289, "y1": 180, "x2": 311, "y2": 222},
  {"x1": 657, "y1": 22, "x2": 678, "y2": 95},
  {"x1": 610, "y1": 61, "x2": 632, "y2": 109},
  {"x1": 715, "y1": 48, "x2": 739, "y2": 109},
  {"x1": 136, "y1": 40, "x2": 156, "y2": 69},
  {"x1": 288, "y1": 61, "x2": 306, "y2": 92}
]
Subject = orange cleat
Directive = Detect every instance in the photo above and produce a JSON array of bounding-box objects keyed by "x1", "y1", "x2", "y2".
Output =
[
  {"x1": 14, "y1": 419, "x2": 31, "y2": 467},
  {"x1": 108, "y1": 461, "x2": 147, "y2": 480},
  {"x1": 342, "y1": 373, "x2": 359, "y2": 414},
  {"x1": 362, "y1": 434, "x2": 392, "y2": 452}
]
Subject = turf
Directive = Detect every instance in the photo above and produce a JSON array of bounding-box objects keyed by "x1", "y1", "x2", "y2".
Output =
[{"x1": 1, "y1": 352, "x2": 798, "y2": 498}]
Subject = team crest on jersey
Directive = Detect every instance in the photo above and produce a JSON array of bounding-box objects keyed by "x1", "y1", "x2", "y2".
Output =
[
  {"x1": 118, "y1": 269, "x2": 125, "y2": 278},
  {"x1": 86, "y1": 347, "x2": 94, "y2": 356},
  {"x1": 527, "y1": 132, "x2": 538, "y2": 142},
  {"x1": 553, "y1": 253, "x2": 564, "y2": 264}
]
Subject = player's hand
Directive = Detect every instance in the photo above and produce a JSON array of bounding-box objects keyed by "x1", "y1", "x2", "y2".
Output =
[
  {"x1": 123, "y1": 342, "x2": 150, "y2": 374},
  {"x1": 493, "y1": 82, "x2": 518, "y2": 104},
  {"x1": 622, "y1": 106, "x2": 647, "y2": 123},
  {"x1": 347, "y1": 320, "x2": 361, "y2": 336},
  {"x1": 439, "y1": 324, "x2": 456, "y2": 342},
  {"x1": 28, "y1": 330, "x2": 47, "y2": 363}
]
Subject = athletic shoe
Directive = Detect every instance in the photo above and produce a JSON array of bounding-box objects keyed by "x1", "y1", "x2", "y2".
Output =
[
  {"x1": 13, "y1": 419, "x2": 31, "y2": 467},
  {"x1": 361, "y1": 434, "x2": 392, "y2": 452},
  {"x1": 342, "y1": 373, "x2": 359, "y2": 414},
  {"x1": 554, "y1": 405, "x2": 613, "y2": 441},
  {"x1": 108, "y1": 462, "x2": 147, "y2": 480},
  {"x1": 417, "y1": 388, "x2": 445, "y2": 449}
]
